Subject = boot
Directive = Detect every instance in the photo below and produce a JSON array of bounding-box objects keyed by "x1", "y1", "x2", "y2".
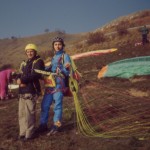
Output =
[
  {"x1": 47, "y1": 125, "x2": 61, "y2": 136},
  {"x1": 35, "y1": 124, "x2": 48, "y2": 134}
]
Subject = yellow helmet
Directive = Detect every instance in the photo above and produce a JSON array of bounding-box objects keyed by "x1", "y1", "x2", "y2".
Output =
[{"x1": 25, "y1": 43, "x2": 37, "y2": 51}]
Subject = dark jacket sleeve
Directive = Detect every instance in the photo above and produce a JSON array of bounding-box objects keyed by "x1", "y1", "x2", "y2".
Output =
[{"x1": 21, "y1": 59, "x2": 45, "y2": 84}]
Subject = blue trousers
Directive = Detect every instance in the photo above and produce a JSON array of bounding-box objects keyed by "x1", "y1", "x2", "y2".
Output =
[{"x1": 40, "y1": 90, "x2": 63, "y2": 125}]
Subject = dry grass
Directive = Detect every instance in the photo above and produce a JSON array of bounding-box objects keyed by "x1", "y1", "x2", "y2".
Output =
[
  {"x1": 128, "y1": 88, "x2": 149, "y2": 97},
  {"x1": 129, "y1": 77, "x2": 147, "y2": 83}
]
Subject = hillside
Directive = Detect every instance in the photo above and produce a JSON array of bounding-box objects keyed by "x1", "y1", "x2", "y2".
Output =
[
  {"x1": 0, "y1": 10, "x2": 150, "y2": 68},
  {"x1": 0, "y1": 32, "x2": 86, "y2": 68},
  {"x1": 95, "y1": 10, "x2": 150, "y2": 33}
]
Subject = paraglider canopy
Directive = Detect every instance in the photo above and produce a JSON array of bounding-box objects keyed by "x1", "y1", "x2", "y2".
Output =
[{"x1": 98, "y1": 56, "x2": 150, "y2": 79}]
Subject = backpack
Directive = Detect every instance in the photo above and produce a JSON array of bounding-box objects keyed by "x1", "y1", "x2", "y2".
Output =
[{"x1": 61, "y1": 53, "x2": 82, "y2": 97}]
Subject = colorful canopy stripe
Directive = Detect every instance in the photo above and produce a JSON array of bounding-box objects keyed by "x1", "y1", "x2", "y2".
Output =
[
  {"x1": 45, "y1": 48, "x2": 117, "y2": 66},
  {"x1": 98, "y1": 56, "x2": 150, "y2": 79},
  {"x1": 71, "y1": 48, "x2": 117, "y2": 60}
]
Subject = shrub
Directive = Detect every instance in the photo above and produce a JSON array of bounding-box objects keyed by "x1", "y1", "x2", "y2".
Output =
[
  {"x1": 87, "y1": 31, "x2": 105, "y2": 45},
  {"x1": 55, "y1": 29, "x2": 66, "y2": 39},
  {"x1": 139, "y1": 10, "x2": 150, "y2": 18},
  {"x1": 44, "y1": 28, "x2": 49, "y2": 33},
  {"x1": 11, "y1": 36, "x2": 17, "y2": 40},
  {"x1": 116, "y1": 21, "x2": 128, "y2": 36}
]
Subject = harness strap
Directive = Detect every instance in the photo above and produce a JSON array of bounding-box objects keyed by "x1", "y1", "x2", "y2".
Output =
[
  {"x1": 32, "y1": 58, "x2": 42, "y2": 70},
  {"x1": 20, "y1": 58, "x2": 42, "y2": 73},
  {"x1": 45, "y1": 88, "x2": 63, "y2": 94}
]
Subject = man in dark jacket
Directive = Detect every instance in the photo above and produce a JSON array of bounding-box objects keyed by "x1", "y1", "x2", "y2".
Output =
[{"x1": 17, "y1": 43, "x2": 44, "y2": 141}]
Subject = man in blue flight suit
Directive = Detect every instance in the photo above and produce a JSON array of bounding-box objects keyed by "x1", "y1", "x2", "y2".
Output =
[{"x1": 37, "y1": 37, "x2": 71, "y2": 135}]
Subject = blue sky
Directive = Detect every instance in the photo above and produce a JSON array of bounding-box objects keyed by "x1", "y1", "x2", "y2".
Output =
[{"x1": 0, "y1": 0, "x2": 150, "y2": 38}]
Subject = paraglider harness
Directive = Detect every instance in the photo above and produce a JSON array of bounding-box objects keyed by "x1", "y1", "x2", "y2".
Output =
[
  {"x1": 11, "y1": 58, "x2": 42, "y2": 80},
  {"x1": 35, "y1": 53, "x2": 82, "y2": 97},
  {"x1": 58, "y1": 53, "x2": 81, "y2": 97},
  {"x1": 18, "y1": 57, "x2": 43, "y2": 95}
]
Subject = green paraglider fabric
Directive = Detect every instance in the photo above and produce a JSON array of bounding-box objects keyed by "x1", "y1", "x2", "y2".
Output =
[{"x1": 98, "y1": 56, "x2": 150, "y2": 78}]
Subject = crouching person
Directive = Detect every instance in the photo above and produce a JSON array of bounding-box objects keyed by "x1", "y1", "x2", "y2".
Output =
[{"x1": 17, "y1": 44, "x2": 44, "y2": 141}]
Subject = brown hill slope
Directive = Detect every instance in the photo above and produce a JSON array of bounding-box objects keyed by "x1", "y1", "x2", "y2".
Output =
[
  {"x1": 0, "y1": 32, "x2": 85, "y2": 68},
  {"x1": 0, "y1": 10, "x2": 150, "y2": 68}
]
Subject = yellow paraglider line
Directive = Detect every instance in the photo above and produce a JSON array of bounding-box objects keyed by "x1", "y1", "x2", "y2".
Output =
[{"x1": 70, "y1": 76, "x2": 150, "y2": 139}]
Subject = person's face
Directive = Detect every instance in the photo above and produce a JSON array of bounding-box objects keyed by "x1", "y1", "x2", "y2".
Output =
[
  {"x1": 54, "y1": 42, "x2": 63, "y2": 51},
  {"x1": 26, "y1": 49, "x2": 36, "y2": 59}
]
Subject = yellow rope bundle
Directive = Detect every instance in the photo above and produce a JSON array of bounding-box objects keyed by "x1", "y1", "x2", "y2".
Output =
[
  {"x1": 72, "y1": 91, "x2": 112, "y2": 138},
  {"x1": 70, "y1": 78, "x2": 150, "y2": 139}
]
